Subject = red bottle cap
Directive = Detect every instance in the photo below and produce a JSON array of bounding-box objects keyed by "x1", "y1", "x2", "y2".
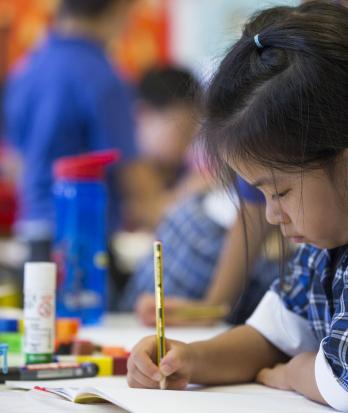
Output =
[{"x1": 53, "y1": 150, "x2": 121, "y2": 181}]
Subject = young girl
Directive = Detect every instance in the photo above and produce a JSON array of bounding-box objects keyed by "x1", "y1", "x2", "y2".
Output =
[{"x1": 126, "y1": 2, "x2": 348, "y2": 410}]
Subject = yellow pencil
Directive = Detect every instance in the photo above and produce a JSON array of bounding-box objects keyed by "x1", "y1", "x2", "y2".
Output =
[{"x1": 154, "y1": 241, "x2": 166, "y2": 390}]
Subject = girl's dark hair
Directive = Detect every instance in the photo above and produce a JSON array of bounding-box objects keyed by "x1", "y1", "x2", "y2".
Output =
[
  {"x1": 202, "y1": 1, "x2": 348, "y2": 185},
  {"x1": 59, "y1": 0, "x2": 120, "y2": 18}
]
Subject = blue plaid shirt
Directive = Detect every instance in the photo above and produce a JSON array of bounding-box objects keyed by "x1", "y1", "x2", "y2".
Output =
[
  {"x1": 119, "y1": 193, "x2": 227, "y2": 310},
  {"x1": 272, "y1": 243, "x2": 348, "y2": 391}
]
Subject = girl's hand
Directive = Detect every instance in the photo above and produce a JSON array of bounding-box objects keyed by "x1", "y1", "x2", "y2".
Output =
[
  {"x1": 127, "y1": 336, "x2": 194, "y2": 390},
  {"x1": 256, "y1": 363, "x2": 292, "y2": 391}
]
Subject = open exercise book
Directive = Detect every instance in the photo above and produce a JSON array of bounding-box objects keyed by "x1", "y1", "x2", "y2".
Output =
[{"x1": 6, "y1": 377, "x2": 332, "y2": 413}]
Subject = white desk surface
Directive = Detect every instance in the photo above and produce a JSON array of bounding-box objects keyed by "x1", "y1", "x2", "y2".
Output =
[
  {"x1": 0, "y1": 314, "x2": 334, "y2": 413},
  {"x1": 78, "y1": 313, "x2": 229, "y2": 348}
]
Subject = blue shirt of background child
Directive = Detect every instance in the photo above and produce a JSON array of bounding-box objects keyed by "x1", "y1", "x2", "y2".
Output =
[{"x1": 4, "y1": 32, "x2": 137, "y2": 237}]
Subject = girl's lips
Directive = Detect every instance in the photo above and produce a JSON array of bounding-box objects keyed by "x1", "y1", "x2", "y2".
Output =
[{"x1": 291, "y1": 236, "x2": 305, "y2": 243}]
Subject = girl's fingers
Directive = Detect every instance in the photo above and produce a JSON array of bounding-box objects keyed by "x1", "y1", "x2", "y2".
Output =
[
  {"x1": 256, "y1": 368, "x2": 264, "y2": 381},
  {"x1": 131, "y1": 352, "x2": 161, "y2": 381},
  {"x1": 256, "y1": 368, "x2": 270, "y2": 385},
  {"x1": 164, "y1": 376, "x2": 189, "y2": 390},
  {"x1": 129, "y1": 337, "x2": 161, "y2": 381},
  {"x1": 128, "y1": 376, "x2": 151, "y2": 389},
  {"x1": 160, "y1": 346, "x2": 186, "y2": 377},
  {"x1": 128, "y1": 337, "x2": 191, "y2": 390},
  {"x1": 127, "y1": 364, "x2": 160, "y2": 389},
  {"x1": 128, "y1": 373, "x2": 188, "y2": 391}
]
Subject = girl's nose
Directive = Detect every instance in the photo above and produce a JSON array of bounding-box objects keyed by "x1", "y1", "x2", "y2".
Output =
[{"x1": 265, "y1": 200, "x2": 290, "y2": 226}]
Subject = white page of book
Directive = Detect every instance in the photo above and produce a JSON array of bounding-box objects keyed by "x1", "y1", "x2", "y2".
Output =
[
  {"x1": 6, "y1": 377, "x2": 333, "y2": 413},
  {"x1": 6, "y1": 377, "x2": 128, "y2": 392}
]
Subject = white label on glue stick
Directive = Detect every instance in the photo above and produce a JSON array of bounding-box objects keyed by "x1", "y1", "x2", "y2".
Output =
[{"x1": 24, "y1": 291, "x2": 55, "y2": 354}]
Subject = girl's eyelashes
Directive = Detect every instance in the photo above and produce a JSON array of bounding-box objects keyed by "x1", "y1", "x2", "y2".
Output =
[{"x1": 271, "y1": 189, "x2": 290, "y2": 201}]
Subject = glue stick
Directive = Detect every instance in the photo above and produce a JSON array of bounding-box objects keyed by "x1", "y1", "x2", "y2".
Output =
[{"x1": 24, "y1": 263, "x2": 56, "y2": 364}]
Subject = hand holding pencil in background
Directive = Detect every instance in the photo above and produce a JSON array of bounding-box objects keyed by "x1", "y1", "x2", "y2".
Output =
[{"x1": 136, "y1": 293, "x2": 229, "y2": 327}]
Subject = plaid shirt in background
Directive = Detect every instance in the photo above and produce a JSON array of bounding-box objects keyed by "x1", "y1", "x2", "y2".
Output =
[
  {"x1": 271, "y1": 243, "x2": 348, "y2": 391},
  {"x1": 119, "y1": 193, "x2": 227, "y2": 310}
]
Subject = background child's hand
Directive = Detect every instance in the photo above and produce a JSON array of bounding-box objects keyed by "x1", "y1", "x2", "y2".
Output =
[
  {"x1": 136, "y1": 293, "x2": 202, "y2": 326},
  {"x1": 135, "y1": 293, "x2": 159, "y2": 325},
  {"x1": 136, "y1": 293, "x2": 224, "y2": 326},
  {"x1": 127, "y1": 335, "x2": 194, "y2": 389}
]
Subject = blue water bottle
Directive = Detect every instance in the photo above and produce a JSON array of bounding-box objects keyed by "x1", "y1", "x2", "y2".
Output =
[{"x1": 53, "y1": 150, "x2": 120, "y2": 325}]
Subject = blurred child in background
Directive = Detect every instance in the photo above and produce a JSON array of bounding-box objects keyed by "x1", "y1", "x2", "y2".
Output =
[
  {"x1": 120, "y1": 66, "x2": 206, "y2": 230},
  {"x1": 111, "y1": 65, "x2": 210, "y2": 302},
  {"x1": 3, "y1": 0, "x2": 139, "y2": 261}
]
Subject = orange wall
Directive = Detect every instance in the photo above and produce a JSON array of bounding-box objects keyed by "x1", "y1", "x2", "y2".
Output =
[
  {"x1": 0, "y1": 0, "x2": 56, "y2": 73},
  {"x1": 0, "y1": 0, "x2": 170, "y2": 81},
  {"x1": 112, "y1": 0, "x2": 170, "y2": 80}
]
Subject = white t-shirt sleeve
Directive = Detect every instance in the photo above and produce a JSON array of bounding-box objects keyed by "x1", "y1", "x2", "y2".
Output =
[
  {"x1": 247, "y1": 290, "x2": 348, "y2": 411},
  {"x1": 315, "y1": 342, "x2": 348, "y2": 412},
  {"x1": 246, "y1": 290, "x2": 318, "y2": 356}
]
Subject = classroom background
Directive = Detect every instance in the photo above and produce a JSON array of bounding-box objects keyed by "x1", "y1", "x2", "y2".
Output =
[{"x1": 0, "y1": 0, "x2": 298, "y2": 311}]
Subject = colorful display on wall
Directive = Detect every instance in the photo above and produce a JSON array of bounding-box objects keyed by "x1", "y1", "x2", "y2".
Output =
[
  {"x1": 0, "y1": 0, "x2": 57, "y2": 76},
  {"x1": 112, "y1": 0, "x2": 170, "y2": 80},
  {"x1": 0, "y1": 0, "x2": 170, "y2": 80}
]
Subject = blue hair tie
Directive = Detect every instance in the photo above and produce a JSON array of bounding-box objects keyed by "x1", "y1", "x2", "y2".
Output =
[{"x1": 254, "y1": 34, "x2": 263, "y2": 49}]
